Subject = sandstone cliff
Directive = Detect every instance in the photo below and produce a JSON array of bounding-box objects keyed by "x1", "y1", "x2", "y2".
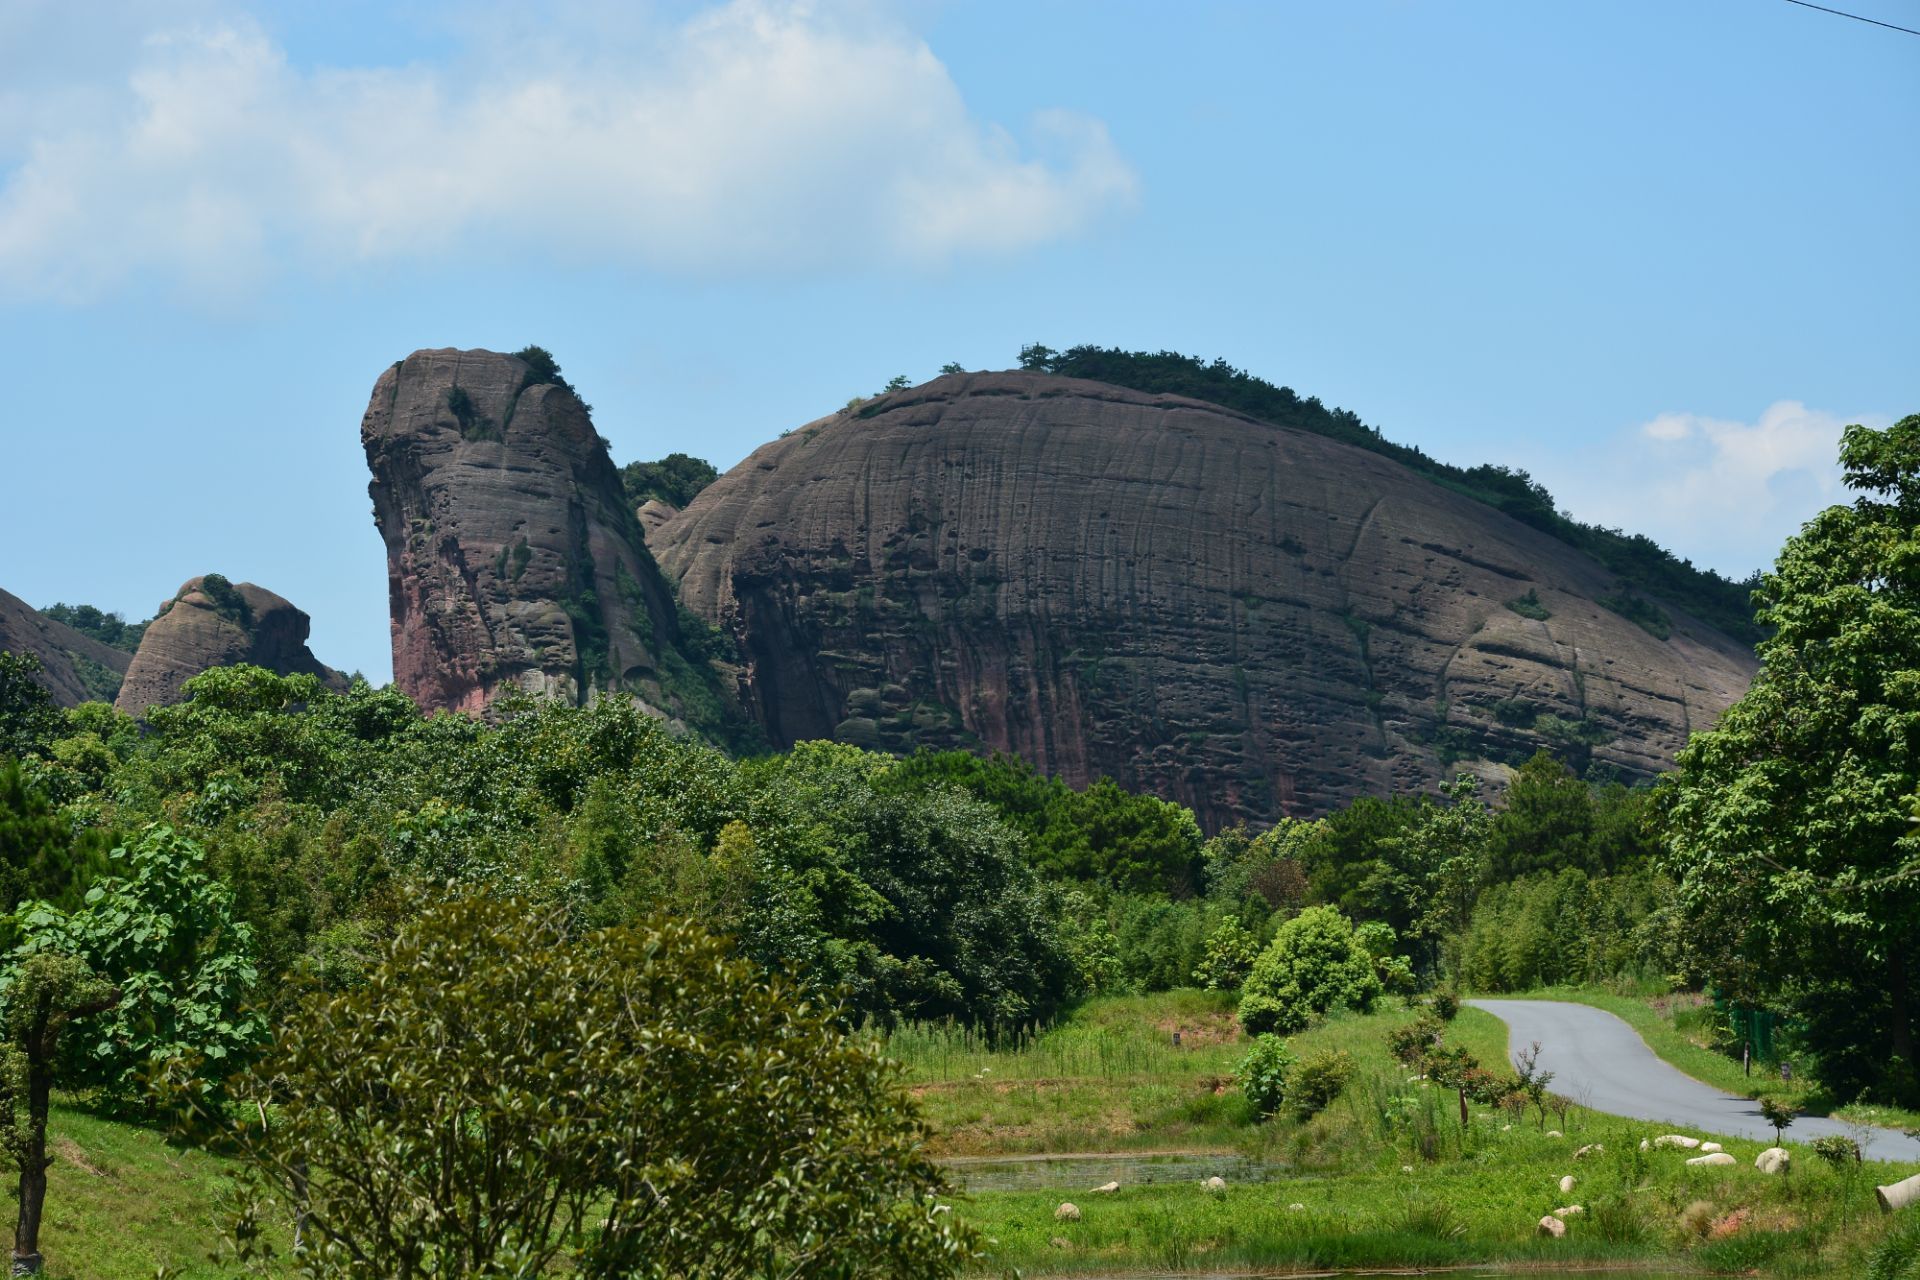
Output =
[
  {"x1": 650, "y1": 372, "x2": 1758, "y2": 827},
  {"x1": 114, "y1": 576, "x2": 345, "y2": 716},
  {"x1": 0, "y1": 587, "x2": 132, "y2": 706},
  {"x1": 362, "y1": 348, "x2": 745, "y2": 739}
]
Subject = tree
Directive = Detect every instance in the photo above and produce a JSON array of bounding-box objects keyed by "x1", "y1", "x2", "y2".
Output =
[
  {"x1": 0, "y1": 953, "x2": 117, "y2": 1275},
  {"x1": 1486, "y1": 751, "x2": 1597, "y2": 880},
  {"x1": 1238, "y1": 906, "x2": 1382, "y2": 1035},
  {"x1": 16, "y1": 825, "x2": 263, "y2": 1108},
  {"x1": 1759, "y1": 1094, "x2": 1796, "y2": 1146},
  {"x1": 1658, "y1": 415, "x2": 1920, "y2": 1103},
  {"x1": 0, "y1": 655, "x2": 59, "y2": 762},
  {"x1": 222, "y1": 896, "x2": 976, "y2": 1279},
  {"x1": 1193, "y1": 917, "x2": 1261, "y2": 990}
]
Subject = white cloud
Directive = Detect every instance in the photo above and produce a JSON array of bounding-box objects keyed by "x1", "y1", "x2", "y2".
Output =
[
  {"x1": 0, "y1": 1, "x2": 1137, "y2": 301},
  {"x1": 1538, "y1": 400, "x2": 1884, "y2": 578}
]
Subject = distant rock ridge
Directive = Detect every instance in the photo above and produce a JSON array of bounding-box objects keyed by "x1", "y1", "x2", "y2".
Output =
[
  {"x1": 361, "y1": 348, "x2": 748, "y2": 741},
  {"x1": 0, "y1": 586, "x2": 133, "y2": 706},
  {"x1": 114, "y1": 575, "x2": 345, "y2": 716},
  {"x1": 649, "y1": 370, "x2": 1759, "y2": 827}
]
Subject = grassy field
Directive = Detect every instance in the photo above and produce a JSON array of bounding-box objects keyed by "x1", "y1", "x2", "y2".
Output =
[
  {"x1": 1, "y1": 1103, "x2": 258, "y2": 1279},
  {"x1": 10, "y1": 992, "x2": 1920, "y2": 1278},
  {"x1": 880, "y1": 992, "x2": 1920, "y2": 1278},
  {"x1": 1502, "y1": 986, "x2": 1920, "y2": 1134}
]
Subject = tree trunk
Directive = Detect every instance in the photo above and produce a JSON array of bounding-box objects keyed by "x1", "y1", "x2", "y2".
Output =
[
  {"x1": 1456, "y1": 1088, "x2": 1469, "y2": 1128},
  {"x1": 1893, "y1": 949, "x2": 1917, "y2": 1068},
  {"x1": 12, "y1": 1018, "x2": 51, "y2": 1276}
]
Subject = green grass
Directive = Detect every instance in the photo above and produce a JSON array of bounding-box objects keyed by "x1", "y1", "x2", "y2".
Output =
[
  {"x1": 0, "y1": 1103, "x2": 276, "y2": 1279},
  {"x1": 1495, "y1": 986, "x2": 1920, "y2": 1133},
  {"x1": 884, "y1": 991, "x2": 1920, "y2": 1278}
]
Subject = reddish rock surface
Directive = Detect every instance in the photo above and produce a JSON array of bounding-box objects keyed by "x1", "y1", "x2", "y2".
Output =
[
  {"x1": 0, "y1": 586, "x2": 132, "y2": 706},
  {"x1": 650, "y1": 371, "x2": 1758, "y2": 826},
  {"x1": 113, "y1": 576, "x2": 345, "y2": 716},
  {"x1": 361, "y1": 348, "x2": 744, "y2": 738}
]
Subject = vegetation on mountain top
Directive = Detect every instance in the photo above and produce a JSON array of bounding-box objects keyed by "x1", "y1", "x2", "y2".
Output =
[
  {"x1": 1017, "y1": 344, "x2": 1762, "y2": 642},
  {"x1": 620, "y1": 452, "x2": 719, "y2": 511},
  {"x1": 35, "y1": 605, "x2": 146, "y2": 654}
]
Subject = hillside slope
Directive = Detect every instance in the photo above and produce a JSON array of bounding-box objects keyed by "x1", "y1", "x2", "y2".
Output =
[
  {"x1": 0, "y1": 586, "x2": 133, "y2": 705},
  {"x1": 651, "y1": 371, "x2": 1757, "y2": 826}
]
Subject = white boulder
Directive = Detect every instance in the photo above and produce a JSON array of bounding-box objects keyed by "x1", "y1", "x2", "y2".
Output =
[
  {"x1": 1654, "y1": 1134, "x2": 1702, "y2": 1149},
  {"x1": 1687, "y1": 1152, "x2": 1737, "y2": 1167},
  {"x1": 1558, "y1": 1174, "x2": 1576, "y2": 1194},
  {"x1": 1755, "y1": 1147, "x2": 1791, "y2": 1175},
  {"x1": 1091, "y1": 1181, "x2": 1119, "y2": 1194},
  {"x1": 1054, "y1": 1202, "x2": 1080, "y2": 1222},
  {"x1": 1537, "y1": 1214, "x2": 1566, "y2": 1238}
]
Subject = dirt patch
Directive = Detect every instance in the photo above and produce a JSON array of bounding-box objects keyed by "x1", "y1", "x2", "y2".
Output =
[
  {"x1": 1153, "y1": 1011, "x2": 1240, "y2": 1048},
  {"x1": 54, "y1": 1136, "x2": 109, "y2": 1178}
]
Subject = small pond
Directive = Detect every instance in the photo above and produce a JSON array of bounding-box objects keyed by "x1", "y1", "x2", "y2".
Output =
[{"x1": 944, "y1": 1151, "x2": 1288, "y2": 1192}]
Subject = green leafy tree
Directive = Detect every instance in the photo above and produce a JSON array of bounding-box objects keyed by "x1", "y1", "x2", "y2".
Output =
[
  {"x1": 16, "y1": 825, "x2": 262, "y2": 1107},
  {"x1": 1234, "y1": 1033, "x2": 1297, "y2": 1119},
  {"x1": 0, "y1": 655, "x2": 59, "y2": 762},
  {"x1": 1487, "y1": 751, "x2": 1600, "y2": 880},
  {"x1": 1238, "y1": 906, "x2": 1382, "y2": 1035},
  {"x1": 1193, "y1": 917, "x2": 1261, "y2": 990},
  {"x1": 0, "y1": 952, "x2": 116, "y2": 1275},
  {"x1": 620, "y1": 453, "x2": 719, "y2": 510},
  {"x1": 221, "y1": 896, "x2": 976, "y2": 1279},
  {"x1": 1658, "y1": 415, "x2": 1920, "y2": 1102}
]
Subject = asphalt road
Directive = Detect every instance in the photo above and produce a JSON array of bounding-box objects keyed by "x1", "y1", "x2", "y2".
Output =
[{"x1": 1468, "y1": 998, "x2": 1920, "y2": 1162}]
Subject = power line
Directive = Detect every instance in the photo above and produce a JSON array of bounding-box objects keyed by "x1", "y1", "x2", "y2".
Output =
[{"x1": 1780, "y1": 0, "x2": 1920, "y2": 38}]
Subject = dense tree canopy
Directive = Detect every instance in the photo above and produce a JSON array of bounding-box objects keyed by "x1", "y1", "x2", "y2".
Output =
[{"x1": 1659, "y1": 415, "x2": 1920, "y2": 1103}]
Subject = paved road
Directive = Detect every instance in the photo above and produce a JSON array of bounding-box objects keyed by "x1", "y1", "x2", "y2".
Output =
[{"x1": 1468, "y1": 998, "x2": 1920, "y2": 1162}]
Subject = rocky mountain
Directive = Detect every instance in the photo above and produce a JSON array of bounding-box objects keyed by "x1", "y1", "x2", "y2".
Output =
[
  {"x1": 0, "y1": 586, "x2": 133, "y2": 705},
  {"x1": 650, "y1": 371, "x2": 1758, "y2": 827},
  {"x1": 114, "y1": 575, "x2": 346, "y2": 716},
  {"x1": 361, "y1": 348, "x2": 745, "y2": 741}
]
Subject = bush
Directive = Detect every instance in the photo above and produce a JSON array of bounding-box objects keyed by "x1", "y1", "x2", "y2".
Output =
[
  {"x1": 219, "y1": 895, "x2": 977, "y2": 1278},
  {"x1": 1429, "y1": 988, "x2": 1460, "y2": 1021},
  {"x1": 1284, "y1": 1048, "x2": 1355, "y2": 1119},
  {"x1": 1811, "y1": 1133, "x2": 1861, "y2": 1166},
  {"x1": 1237, "y1": 906, "x2": 1382, "y2": 1036},
  {"x1": 1235, "y1": 1033, "x2": 1297, "y2": 1119},
  {"x1": 1192, "y1": 917, "x2": 1261, "y2": 991},
  {"x1": 1387, "y1": 1014, "x2": 1444, "y2": 1069}
]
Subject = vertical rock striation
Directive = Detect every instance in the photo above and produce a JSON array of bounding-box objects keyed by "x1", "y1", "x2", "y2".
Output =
[
  {"x1": 361, "y1": 348, "x2": 743, "y2": 738},
  {"x1": 650, "y1": 371, "x2": 1758, "y2": 827}
]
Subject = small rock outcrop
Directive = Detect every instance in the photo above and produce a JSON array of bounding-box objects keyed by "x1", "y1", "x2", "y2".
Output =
[
  {"x1": 114, "y1": 576, "x2": 345, "y2": 716},
  {"x1": 0, "y1": 587, "x2": 132, "y2": 706},
  {"x1": 1053, "y1": 1202, "x2": 1080, "y2": 1222},
  {"x1": 1756, "y1": 1148, "x2": 1790, "y2": 1175},
  {"x1": 361, "y1": 349, "x2": 745, "y2": 739},
  {"x1": 651, "y1": 372, "x2": 1758, "y2": 825}
]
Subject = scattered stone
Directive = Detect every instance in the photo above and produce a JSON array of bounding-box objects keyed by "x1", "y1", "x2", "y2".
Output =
[
  {"x1": 1558, "y1": 1174, "x2": 1576, "y2": 1194},
  {"x1": 1049, "y1": 1236, "x2": 1072, "y2": 1249},
  {"x1": 1575, "y1": 1143, "x2": 1604, "y2": 1159},
  {"x1": 1654, "y1": 1135, "x2": 1702, "y2": 1149},
  {"x1": 1699, "y1": 1141, "x2": 1724, "y2": 1153},
  {"x1": 1091, "y1": 1181, "x2": 1119, "y2": 1194},
  {"x1": 1502, "y1": 1124, "x2": 1513, "y2": 1132},
  {"x1": 1203, "y1": 1177, "x2": 1227, "y2": 1193},
  {"x1": 1546, "y1": 1130, "x2": 1563, "y2": 1138},
  {"x1": 1400, "y1": 1165, "x2": 1414, "y2": 1174},
  {"x1": 1687, "y1": 1152, "x2": 1737, "y2": 1167},
  {"x1": 1054, "y1": 1202, "x2": 1080, "y2": 1222},
  {"x1": 1755, "y1": 1147, "x2": 1791, "y2": 1175},
  {"x1": 1554, "y1": 1205, "x2": 1585, "y2": 1218},
  {"x1": 1537, "y1": 1214, "x2": 1567, "y2": 1238},
  {"x1": 1639, "y1": 1139, "x2": 1649, "y2": 1151},
  {"x1": 1289, "y1": 1203, "x2": 1306, "y2": 1211}
]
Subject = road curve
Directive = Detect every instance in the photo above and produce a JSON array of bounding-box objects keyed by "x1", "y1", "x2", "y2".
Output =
[{"x1": 1468, "y1": 998, "x2": 1920, "y2": 1162}]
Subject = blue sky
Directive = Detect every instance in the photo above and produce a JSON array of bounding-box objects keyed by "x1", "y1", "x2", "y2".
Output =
[{"x1": 2, "y1": 0, "x2": 1915, "y2": 681}]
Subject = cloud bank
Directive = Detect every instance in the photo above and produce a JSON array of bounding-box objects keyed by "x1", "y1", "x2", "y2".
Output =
[
  {"x1": 0, "y1": 1, "x2": 1137, "y2": 301},
  {"x1": 1540, "y1": 400, "x2": 1883, "y2": 579}
]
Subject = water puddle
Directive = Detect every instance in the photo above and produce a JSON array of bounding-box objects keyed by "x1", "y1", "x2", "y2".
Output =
[{"x1": 943, "y1": 1151, "x2": 1287, "y2": 1192}]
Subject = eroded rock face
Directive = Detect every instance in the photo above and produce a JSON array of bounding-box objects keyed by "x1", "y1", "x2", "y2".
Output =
[
  {"x1": 0, "y1": 587, "x2": 132, "y2": 706},
  {"x1": 114, "y1": 576, "x2": 345, "y2": 716},
  {"x1": 651, "y1": 372, "x2": 1757, "y2": 827},
  {"x1": 362, "y1": 348, "x2": 741, "y2": 736}
]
